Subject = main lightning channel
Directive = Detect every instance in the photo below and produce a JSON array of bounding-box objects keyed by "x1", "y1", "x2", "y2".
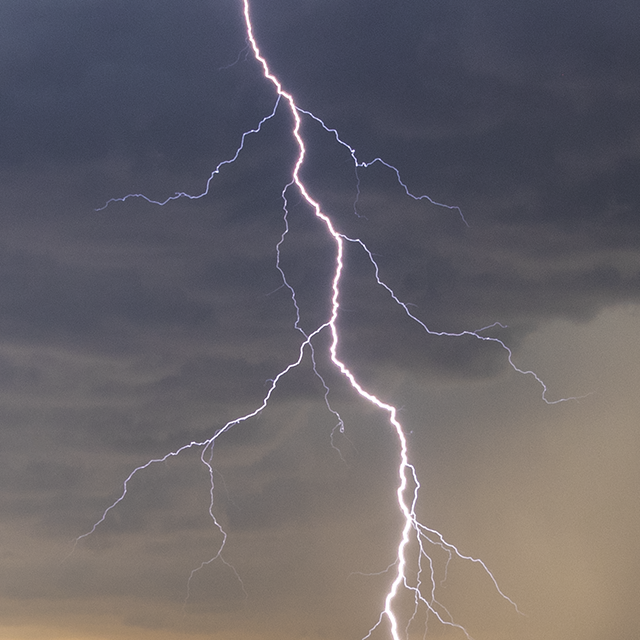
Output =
[
  {"x1": 240, "y1": 7, "x2": 435, "y2": 633},
  {"x1": 75, "y1": 2, "x2": 582, "y2": 638},
  {"x1": 244, "y1": 2, "x2": 518, "y2": 638}
]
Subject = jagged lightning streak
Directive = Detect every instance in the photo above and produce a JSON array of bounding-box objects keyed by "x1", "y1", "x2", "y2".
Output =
[{"x1": 75, "y1": 2, "x2": 584, "y2": 638}]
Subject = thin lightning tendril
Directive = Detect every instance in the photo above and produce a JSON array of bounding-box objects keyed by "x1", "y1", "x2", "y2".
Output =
[{"x1": 74, "y1": 2, "x2": 584, "y2": 638}]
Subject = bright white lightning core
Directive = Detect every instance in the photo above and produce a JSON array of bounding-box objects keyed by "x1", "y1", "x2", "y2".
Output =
[{"x1": 78, "y1": 2, "x2": 579, "y2": 638}]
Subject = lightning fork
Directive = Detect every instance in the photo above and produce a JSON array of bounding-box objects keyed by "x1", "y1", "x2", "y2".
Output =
[{"x1": 76, "y1": 2, "x2": 583, "y2": 638}]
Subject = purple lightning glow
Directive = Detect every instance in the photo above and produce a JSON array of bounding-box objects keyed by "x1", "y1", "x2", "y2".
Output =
[{"x1": 75, "y1": 2, "x2": 583, "y2": 638}]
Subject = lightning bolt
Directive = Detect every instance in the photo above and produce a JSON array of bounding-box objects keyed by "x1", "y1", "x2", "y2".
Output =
[{"x1": 75, "y1": 2, "x2": 584, "y2": 638}]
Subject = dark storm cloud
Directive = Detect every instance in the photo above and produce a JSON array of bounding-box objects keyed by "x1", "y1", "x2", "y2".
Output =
[
  {"x1": 0, "y1": 0, "x2": 637, "y2": 382},
  {"x1": 2, "y1": 0, "x2": 637, "y2": 325},
  {"x1": 0, "y1": 245, "x2": 211, "y2": 342},
  {"x1": 0, "y1": 0, "x2": 269, "y2": 168}
]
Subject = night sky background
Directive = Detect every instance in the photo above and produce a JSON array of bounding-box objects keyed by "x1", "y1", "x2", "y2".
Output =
[{"x1": 1, "y1": 1, "x2": 639, "y2": 639}]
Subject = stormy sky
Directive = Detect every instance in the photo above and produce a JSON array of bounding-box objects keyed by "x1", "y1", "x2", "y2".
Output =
[{"x1": 1, "y1": 1, "x2": 639, "y2": 639}]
